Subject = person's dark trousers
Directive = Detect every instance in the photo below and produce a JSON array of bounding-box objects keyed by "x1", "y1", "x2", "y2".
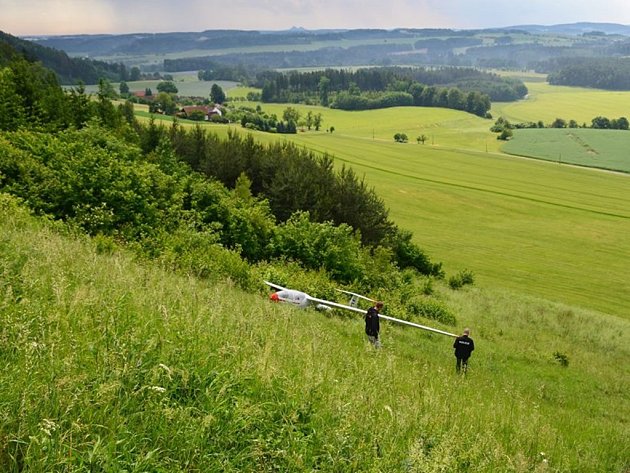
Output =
[{"x1": 456, "y1": 357, "x2": 469, "y2": 373}]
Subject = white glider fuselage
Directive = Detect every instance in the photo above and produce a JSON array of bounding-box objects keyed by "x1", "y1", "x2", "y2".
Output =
[{"x1": 265, "y1": 281, "x2": 457, "y2": 338}]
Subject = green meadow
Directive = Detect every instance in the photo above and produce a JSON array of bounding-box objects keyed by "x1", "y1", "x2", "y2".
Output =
[
  {"x1": 171, "y1": 89, "x2": 629, "y2": 318},
  {"x1": 492, "y1": 81, "x2": 630, "y2": 125}
]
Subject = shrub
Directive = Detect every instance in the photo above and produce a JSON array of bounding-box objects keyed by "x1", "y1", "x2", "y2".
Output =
[
  {"x1": 270, "y1": 211, "x2": 366, "y2": 283},
  {"x1": 448, "y1": 269, "x2": 475, "y2": 290},
  {"x1": 553, "y1": 351, "x2": 570, "y2": 367},
  {"x1": 188, "y1": 110, "x2": 207, "y2": 121},
  {"x1": 407, "y1": 296, "x2": 456, "y2": 325},
  {"x1": 157, "y1": 228, "x2": 254, "y2": 289}
]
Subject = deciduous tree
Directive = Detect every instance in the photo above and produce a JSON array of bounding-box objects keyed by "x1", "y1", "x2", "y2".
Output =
[{"x1": 210, "y1": 83, "x2": 226, "y2": 104}]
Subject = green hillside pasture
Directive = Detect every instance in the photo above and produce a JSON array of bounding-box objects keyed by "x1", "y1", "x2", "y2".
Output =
[
  {"x1": 249, "y1": 101, "x2": 502, "y2": 153},
  {"x1": 492, "y1": 81, "x2": 630, "y2": 125},
  {"x1": 282, "y1": 130, "x2": 630, "y2": 318},
  {"x1": 1, "y1": 196, "x2": 628, "y2": 471},
  {"x1": 141, "y1": 105, "x2": 630, "y2": 317},
  {"x1": 502, "y1": 128, "x2": 630, "y2": 173}
]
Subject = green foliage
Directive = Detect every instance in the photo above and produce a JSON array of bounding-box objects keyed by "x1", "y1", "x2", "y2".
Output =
[
  {"x1": 155, "y1": 227, "x2": 254, "y2": 288},
  {"x1": 497, "y1": 128, "x2": 513, "y2": 140},
  {"x1": 1, "y1": 58, "x2": 74, "y2": 131},
  {"x1": 258, "y1": 67, "x2": 508, "y2": 116},
  {"x1": 0, "y1": 67, "x2": 26, "y2": 131},
  {"x1": 0, "y1": 30, "x2": 127, "y2": 84},
  {"x1": 407, "y1": 295, "x2": 456, "y2": 325},
  {"x1": 551, "y1": 117, "x2": 566, "y2": 128},
  {"x1": 386, "y1": 229, "x2": 444, "y2": 277},
  {"x1": 150, "y1": 91, "x2": 178, "y2": 115},
  {"x1": 237, "y1": 105, "x2": 295, "y2": 134},
  {"x1": 448, "y1": 269, "x2": 475, "y2": 290},
  {"x1": 490, "y1": 116, "x2": 512, "y2": 133},
  {"x1": 271, "y1": 211, "x2": 366, "y2": 283},
  {"x1": 156, "y1": 80, "x2": 178, "y2": 94},
  {"x1": 188, "y1": 110, "x2": 207, "y2": 121},
  {"x1": 282, "y1": 106, "x2": 300, "y2": 123},
  {"x1": 210, "y1": 83, "x2": 226, "y2": 103},
  {"x1": 547, "y1": 57, "x2": 630, "y2": 90},
  {"x1": 0, "y1": 126, "x2": 177, "y2": 239},
  {"x1": 332, "y1": 90, "x2": 414, "y2": 110},
  {"x1": 394, "y1": 132, "x2": 408, "y2": 143},
  {"x1": 553, "y1": 351, "x2": 570, "y2": 367}
]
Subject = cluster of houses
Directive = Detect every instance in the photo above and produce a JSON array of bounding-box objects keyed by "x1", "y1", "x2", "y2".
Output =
[
  {"x1": 177, "y1": 105, "x2": 223, "y2": 120},
  {"x1": 131, "y1": 90, "x2": 223, "y2": 121}
]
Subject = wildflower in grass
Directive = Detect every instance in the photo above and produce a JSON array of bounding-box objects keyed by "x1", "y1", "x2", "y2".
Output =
[{"x1": 39, "y1": 419, "x2": 58, "y2": 437}]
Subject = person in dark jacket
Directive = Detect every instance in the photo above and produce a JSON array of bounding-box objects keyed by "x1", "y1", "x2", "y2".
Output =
[
  {"x1": 453, "y1": 328, "x2": 475, "y2": 373},
  {"x1": 365, "y1": 301, "x2": 383, "y2": 348}
]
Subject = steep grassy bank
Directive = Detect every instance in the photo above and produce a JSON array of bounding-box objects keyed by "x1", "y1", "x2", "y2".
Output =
[{"x1": 1, "y1": 195, "x2": 628, "y2": 472}]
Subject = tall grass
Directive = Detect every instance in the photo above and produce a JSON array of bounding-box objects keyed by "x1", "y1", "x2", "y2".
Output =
[{"x1": 1, "y1": 195, "x2": 628, "y2": 471}]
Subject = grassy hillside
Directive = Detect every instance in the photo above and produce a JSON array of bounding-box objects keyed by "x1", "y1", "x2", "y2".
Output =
[
  {"x1": 140, "y1": 100, "x2": 630, "y2": 318},
  {"x1": 1, "y1": 194, "x2": 628, "y2": 471},
  {"x1": 492, "y1": 81, "x2": 630, "y2": 125}
]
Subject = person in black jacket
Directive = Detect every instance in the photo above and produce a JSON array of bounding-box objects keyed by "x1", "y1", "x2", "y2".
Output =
[
  {"x1": 365, "y1": 302, "x2": 383, "y2": 348},
  {"x1": 453, "y1": 328, "x2": 475, "y2": 373}
]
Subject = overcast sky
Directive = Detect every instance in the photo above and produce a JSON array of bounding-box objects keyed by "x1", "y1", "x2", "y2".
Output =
[{"x1": 2, "y1": 0, "x2": 630, "y2": 36}]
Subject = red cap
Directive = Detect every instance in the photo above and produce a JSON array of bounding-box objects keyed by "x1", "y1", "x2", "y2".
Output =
[{"x1": 270, "y1": 293, "x2": 280, "y2": 302}]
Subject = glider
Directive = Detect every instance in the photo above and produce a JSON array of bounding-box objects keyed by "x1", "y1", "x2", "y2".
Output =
[{"x1": 265, "y1": 281, "x2": 456, "y2": 338}]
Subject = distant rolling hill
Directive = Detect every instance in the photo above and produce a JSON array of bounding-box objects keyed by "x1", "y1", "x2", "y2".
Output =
[{"x1": 0, "y1": 30, "x2": 126, "y2": 84}]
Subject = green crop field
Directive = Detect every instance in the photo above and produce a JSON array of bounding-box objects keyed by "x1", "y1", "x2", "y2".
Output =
[
  {"x1": 502, "y1": 128, "x2": 630, "y2": 172},
  {"x1": 141, "y1": 86, "x2": 630, "y2": 318},
  {"x1": 492, "y1": 81, "x2": 630, "y2": 125}
]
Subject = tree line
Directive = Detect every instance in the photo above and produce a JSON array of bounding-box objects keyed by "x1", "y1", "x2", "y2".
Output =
[
  {"x1": 545, "y1": 57, "x2": 630, "y2": 90},
  {"x1": 257, "y1": 66, "x2": 526, "y2": 100},
  {"x1": 491, "y1": 114, "x2": 630, "y2": 140},
  {"x1": 257, "y1": 67, "x2": 501, "y2": 116},
  {"x1": 0, "y1": 30, "x2": 135, "y2": 85}
]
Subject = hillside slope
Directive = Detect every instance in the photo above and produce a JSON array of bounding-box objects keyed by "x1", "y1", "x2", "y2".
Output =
[
  {"x1": 1, "y1": 194, "x2": 628, "y2": 471},
  {"x1": 0, "y1": 30, "x2": 123, "y2": 84}
]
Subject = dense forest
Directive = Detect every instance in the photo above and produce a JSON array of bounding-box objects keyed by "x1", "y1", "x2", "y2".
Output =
[
  {"x1": 543, "y1": 57, "x2": 630, "y2": 90},
  {"x1": 0, "y1": 30, "x2": 130, "y2": 85},
  {"x1": 0, "y1": 45, "x2": 453, "y2": 325},
  {"x1": 253, "y1": 67, "x2": 508, "y2": 116}
]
